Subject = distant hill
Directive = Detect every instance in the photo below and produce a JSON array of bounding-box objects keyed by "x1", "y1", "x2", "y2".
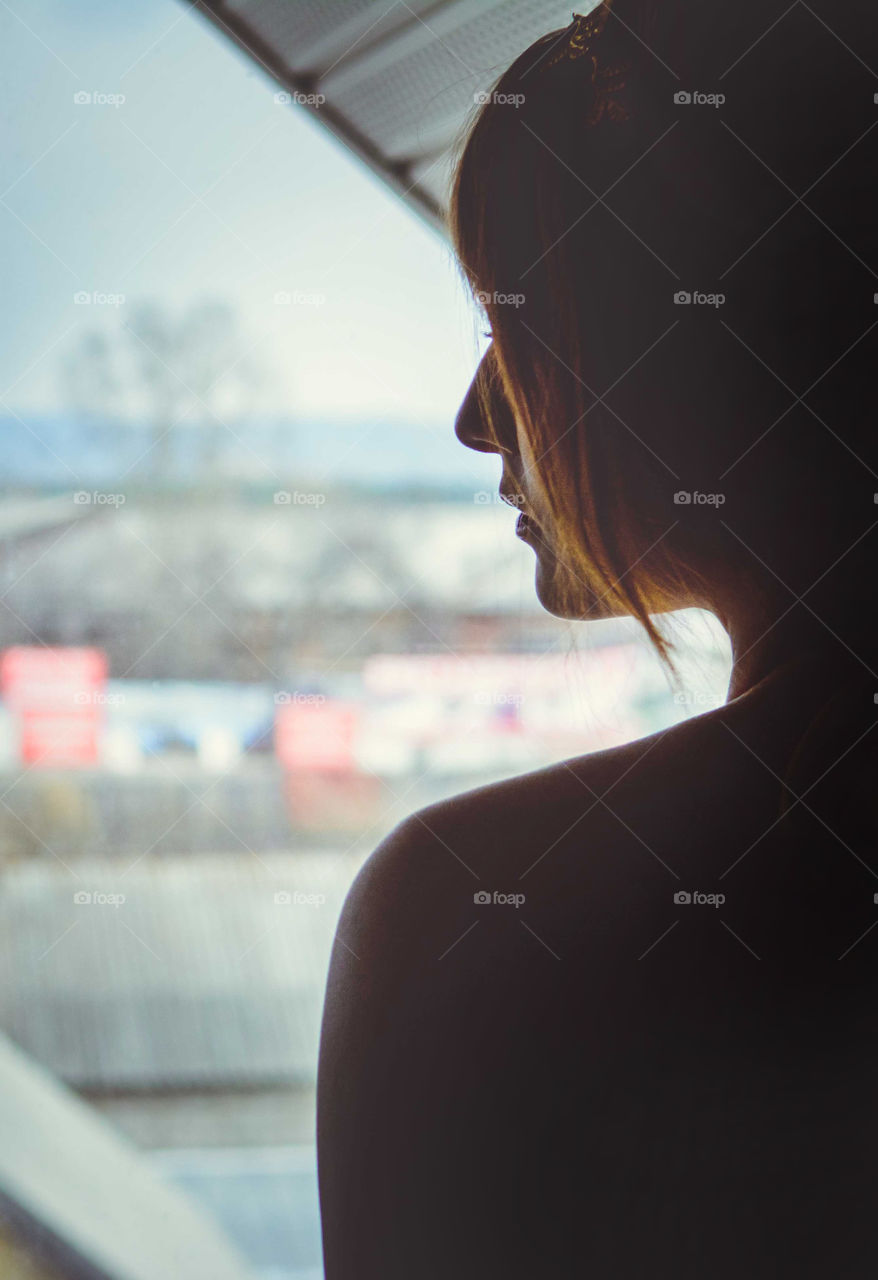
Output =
[{"x1": 2, "y1": 414, "x2": 495, "y2": 494}]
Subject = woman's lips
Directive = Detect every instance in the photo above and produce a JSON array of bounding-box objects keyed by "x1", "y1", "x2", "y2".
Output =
[
  {"x1": 500, "y1": 490, "x2": 539, "y2": 541},
  {"x1": 516, "y1": 511, "x2": 537, "y2": 539}
]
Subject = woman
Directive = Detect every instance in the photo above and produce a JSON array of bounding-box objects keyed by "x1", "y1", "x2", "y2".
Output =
[{"x1": 319, "y1": 3, "x2": 878, "y2": 1274}]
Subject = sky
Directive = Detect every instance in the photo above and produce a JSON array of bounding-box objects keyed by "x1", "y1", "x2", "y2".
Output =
[{"x1": 0, "y1": 0, "x2": 486, "y2": 433}]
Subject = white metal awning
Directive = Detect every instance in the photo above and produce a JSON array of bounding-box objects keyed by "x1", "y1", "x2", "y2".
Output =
[{"x1": 185, "y1": 0, "x2": 578, "y2": 232}]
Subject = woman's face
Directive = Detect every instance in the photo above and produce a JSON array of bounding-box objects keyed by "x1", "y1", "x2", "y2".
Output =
[{"x1": 455, "y1": 348, "x2": 610, "y2": 620}]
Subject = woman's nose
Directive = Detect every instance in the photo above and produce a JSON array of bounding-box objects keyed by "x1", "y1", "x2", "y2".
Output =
[
  {"x1": 455, "y1": 358, "x2": 498, "y2": 454},
  {"x1": 455, "y1": 349, "x2": 516, "y2": 455}
]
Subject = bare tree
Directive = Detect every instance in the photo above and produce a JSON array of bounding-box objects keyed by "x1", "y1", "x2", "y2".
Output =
[{"x1": 61, "y1": 300, "x2": 264, "y2": 484}]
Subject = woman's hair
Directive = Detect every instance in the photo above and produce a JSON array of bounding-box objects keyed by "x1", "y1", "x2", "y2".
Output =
[{"x1": 451, "y1": 0, "x2": 878, "y2": 665}]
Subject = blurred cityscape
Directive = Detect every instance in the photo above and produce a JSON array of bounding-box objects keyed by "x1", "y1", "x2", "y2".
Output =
[
  {"x1": 0, "y1": 360, "x2": 730, "y2": 1275},
  {"x1": 1, "y1": 376, "x2": 732, "y2": 855}
]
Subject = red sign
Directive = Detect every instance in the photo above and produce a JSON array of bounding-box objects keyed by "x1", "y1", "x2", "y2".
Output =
[
  {"x1": 1, "y1": 647, "x2": 107, "y2": 767},
  {"x1": 275, "y1": 699, "x2": 358, "y2": 771}
]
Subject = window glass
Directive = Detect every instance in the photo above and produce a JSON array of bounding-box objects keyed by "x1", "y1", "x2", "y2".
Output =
[{"x1": 0, "y1": 3, "x2": 730, "y2": 1275}]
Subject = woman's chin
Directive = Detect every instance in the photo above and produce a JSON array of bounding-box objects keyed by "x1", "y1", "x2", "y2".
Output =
[
  {"x1": 534, "y1": 556, "x2": 618, "y2": 622},
  {"x1": 533, "y1": 558, "x2": 576, "y2": 619}
]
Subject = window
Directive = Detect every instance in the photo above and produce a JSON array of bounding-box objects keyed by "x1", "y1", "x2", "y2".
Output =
[{"x1": 0, "y1": 3, "x2": 729, "y2": 1275}]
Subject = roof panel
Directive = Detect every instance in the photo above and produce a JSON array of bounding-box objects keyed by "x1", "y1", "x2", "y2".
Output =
[{"x1": 187, "y1": 0, "x2": 581, "y2": 230}]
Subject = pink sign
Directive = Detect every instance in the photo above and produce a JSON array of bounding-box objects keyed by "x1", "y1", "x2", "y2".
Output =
[
  {"x1": 1, "y1": 647, "x2": 107, "y2": 766},
  {"x1": 275, "y1": 700, "x2": 358, "y2": 772}
]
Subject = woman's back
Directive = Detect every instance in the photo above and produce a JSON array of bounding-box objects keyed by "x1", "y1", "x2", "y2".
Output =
[
  {"x1": 319, "y1": 651, "x2": 878, "y2": 1277},
  {"x1": 318, "y1": 1, "x2": 878, "y2": 1271}
]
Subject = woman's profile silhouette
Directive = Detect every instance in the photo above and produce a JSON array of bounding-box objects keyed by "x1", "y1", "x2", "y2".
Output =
[{"x1": 319, "y1": 2, "x2": 878, "y2": 1275}]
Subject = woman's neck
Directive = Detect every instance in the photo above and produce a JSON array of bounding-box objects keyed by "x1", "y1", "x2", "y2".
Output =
[{"x1": 722, "y1": 599, "x2": 868, "y2": 704}]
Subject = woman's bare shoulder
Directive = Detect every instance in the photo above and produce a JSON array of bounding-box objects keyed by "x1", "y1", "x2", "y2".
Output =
[
  {"x1": 334, "y1": 673, "x2": 810, "y2": 975},
  {"x1": 336, "y1": 713, "x2": 721, "y2": 961}
]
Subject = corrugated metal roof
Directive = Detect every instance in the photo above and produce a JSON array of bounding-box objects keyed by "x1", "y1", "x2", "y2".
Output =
[
  {"x1": 186, "y1": 0, "x2": 580, "y2": 230},
  {"x1": 0, "y1": 854, "x2": 356, "y2": 1091}
]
